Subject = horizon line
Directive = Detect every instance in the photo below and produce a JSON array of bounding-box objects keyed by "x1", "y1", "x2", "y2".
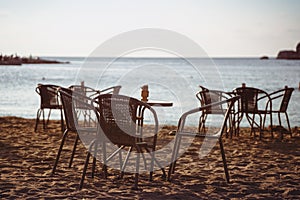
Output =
[{"x1": 38, "y1": 55, "x2": 276, "y2": 59}]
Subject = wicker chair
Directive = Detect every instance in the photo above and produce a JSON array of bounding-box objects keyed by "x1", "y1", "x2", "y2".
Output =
[
  {"x1": 196, "y1": 86, "x2": 234, "y2": 136},
  {"x1": 168, "y1": 96, "x2": 240, "y2": 183},
  {"x1": 264, "y1": 86, "x2": 294, "y2": 139},
  {"x1": 79, "y1": 94, "x2": 166, "y2": 190},
  {"x1": 69, "y1": 85, "x2": 121, "y2": 126},
  {"x1": 99, "y1": 85, "x2": 122, "y2": 95},
  {"x1": 233, "y1": 86, "x2": 272, "y2": 138},
  {"x1": 69, "y1": 85, "x2": 121, "y2": 98},
  {"x1": 34, "y1": 84, "x2": 64, "y2": 132},
  {"x1": 51, "y1": 87, "x2": 97, "y2": 175},
  {"x1": 69, "y1": 85, "x2": 100, "y2": 99}
]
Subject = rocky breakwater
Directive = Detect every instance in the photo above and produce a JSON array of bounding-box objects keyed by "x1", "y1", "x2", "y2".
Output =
[{"x1": 277, "y1": 42, "x2": 300, "y2": 60}]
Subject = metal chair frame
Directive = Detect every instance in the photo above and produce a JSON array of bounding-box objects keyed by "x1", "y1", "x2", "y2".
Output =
[
  {"x1": 68, "y1": 85, "x2": 122, "y2": 127},
  {"x1": 51, "y1": 87, "x2": 97, "y2": 175},
  {"x1": 233, "y1": 87, "x2": 272, "y2": 138},
  {"x1": 79, "y1": 94, "x2": 166, "y2": 190},
  {"x1": 168, "y1": 96, "x2": 240, "y2": 183},
  {"x1": 34, "y1": 84, "x2": 64, "y2": 132},
  {"x1": 196, "y1": 86, "x2": 234, "y2": 137},
  {"x1": 264, "y1": 87, "x2": 294, "y2": 139}
]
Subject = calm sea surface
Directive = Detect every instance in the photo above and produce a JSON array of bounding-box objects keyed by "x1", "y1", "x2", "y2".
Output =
[{"x1": 0, "y1": 57, "x2": 299, "y2": 126}]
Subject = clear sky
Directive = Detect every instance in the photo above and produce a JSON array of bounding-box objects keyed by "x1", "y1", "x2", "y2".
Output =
[{"x1": 0, "y1": 0, "x2": 299, "y2": 57}]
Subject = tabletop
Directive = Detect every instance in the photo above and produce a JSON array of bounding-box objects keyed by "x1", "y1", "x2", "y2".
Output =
[{"x1": 144, "y1": 100, "x2": 173, "y2": 107}]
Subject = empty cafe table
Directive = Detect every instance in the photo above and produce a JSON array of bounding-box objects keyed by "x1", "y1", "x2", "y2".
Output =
[{"x1": 145, "y1": 100, "x2": 173, "y2": 107}]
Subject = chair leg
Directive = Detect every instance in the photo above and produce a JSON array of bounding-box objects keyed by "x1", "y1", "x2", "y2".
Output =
[
  {"x1": 98, "y1": 145, "x2": 124, "y2": 179},
  {"x1": 219, "y1": 138, "x2": 230, "y2": 183},
  {"x1": 60, "y1": 108, "x2": 64, "y2": 132},
  {"x1": 42, "y1": 109, "x2": 46, "y2": 130},
  {"x1": 276, "y1": 112, "x2": 283, "y2": 139},
  {"x1": 144, "y1": 148, "x2": 166, "y2": 180},
  {"x1": 247, "y1": 113, "x2": 255, "y2": 136},
  {"x1": 118, "y1": 146, "x2": 123, "y2": 171},
  {"x1": 133, "y1": 146, "x2": 141, "y2": 190},
  {"x1": 285, "y1": 112, "x2": 292, "y2": 138},
  {"x1": 167, "y1": 134, "x2": 182, "y2": 181},
  {"x1": 255, "y1": 114, "x2": 262, "y2": 138},
  {"x1": 145, "y1": 148, "x2": 154, "y2": 181},
  {"x1": 79, "y1": 140, "x2": 95, "y2": 190},
  {"x1": 34, "y1": 109, "x2": 42, "y2": 132},
  {"x1": 246, "y1": 113, "x2": 263, "y2": 138},
  {"x1": 69, "y1": 134, "x2": 79, "y2": 168},
  {"x1": 173, "y1": 134, "x2": 183, "y2": 174},
  {"x1": 262, "y1": 112, "x2": 267, "y2": 130},
  {"x1": 91, "y1": 140, "x2": 98, "y2": 178},
  {"x1": 269, "y1": 111, "x2": 273, "y2": 137},
  {"x1": 227, "y1": 113, "x2": 233, "y2": 138},
  {"x1": 52, "y1": 129, "x2": 69, "y2": 175},
  {"x1": 263, "y1": 112, "x2": 273, "y2": 138},
  {"x1": 278, "y1": 112, "x2": 282, "y2": 127},
  {"x1": 46, "y1": 109, "x2": 52, "y2": 129},
  {"x1": 120, "y1": 147, "x2": 133, "y2": 179},
  {"x1": 232, "y1": 112, "x2": 237, "y2": 137},
  {"x1": 258, "y1": 114, "x2": 264, "y2": 139},
  {"x1": 235, "y1": 112, "x2": 243, "y2": 137},
  {"x1": 198, "y1": 113, "x2": 207, "y2": 133},
  {"x1": 198, "y1": 115, "x2": 202, "y2": 133},
  {"x1": 79, "y1": 151, "x2": 91, "y2": 190},
  {"x1": 141, "y1": 150, "x2": 147, "y2": 170},
  {"x1": 102, "y1": 141, "x2": 108, "y2": 179}
]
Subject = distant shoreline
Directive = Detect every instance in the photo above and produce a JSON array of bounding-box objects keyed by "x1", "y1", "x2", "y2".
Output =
[{"x1": 0, "y1": 54, "x2": 70, "y2": 65}]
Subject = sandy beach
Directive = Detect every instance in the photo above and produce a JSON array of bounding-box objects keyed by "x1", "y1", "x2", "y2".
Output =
[{"x1": 0, "y1": 116, "x2": 299, "y2": 199}]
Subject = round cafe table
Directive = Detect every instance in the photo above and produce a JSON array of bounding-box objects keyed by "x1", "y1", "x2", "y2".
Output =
[{"x1": 144, "y1": 100, "x2": 173, "y2": 107}]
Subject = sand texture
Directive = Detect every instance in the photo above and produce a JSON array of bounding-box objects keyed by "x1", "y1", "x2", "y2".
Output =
[{"x1": 1, "y1": 117, "x2": 300, "y2": 199}]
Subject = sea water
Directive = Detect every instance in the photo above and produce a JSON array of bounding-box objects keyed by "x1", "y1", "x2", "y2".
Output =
[{"x1": 0, "y1": 57, "x2": 299, "y2": 127}]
